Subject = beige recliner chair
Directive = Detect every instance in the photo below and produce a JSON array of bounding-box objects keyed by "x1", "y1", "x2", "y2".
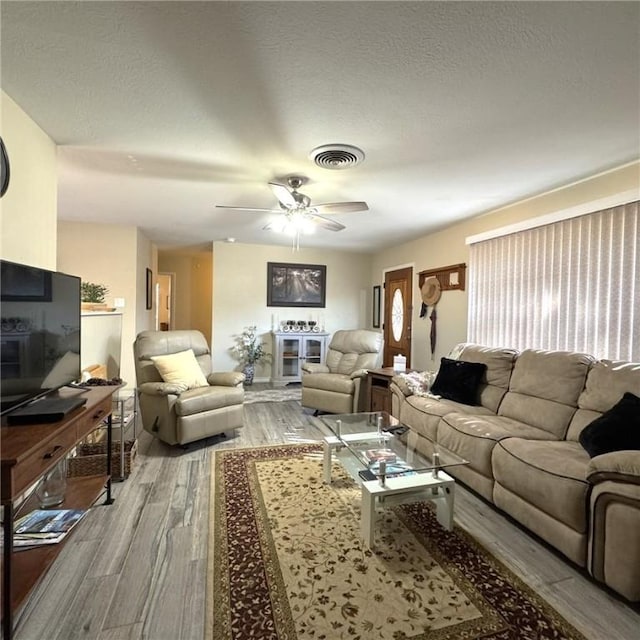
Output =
[
  {"x1": 133, "y1": 330, "x2": 244, "y2": 445},
  {"x1": 301, "y1": 329, "x2": 384, "y2": 414}
]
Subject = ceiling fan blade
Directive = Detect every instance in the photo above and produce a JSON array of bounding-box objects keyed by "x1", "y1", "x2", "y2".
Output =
[
  {"x1": 312, "y1": 201, "x2": 369, "y2": 215},
  {"x1": 215, "y1": 205, "x2": 276, "y2": 213},
  {"x1": 268, "y1": 182, "x2": 297, "y2": 208},
  {"x1": 310, "y1": 214, "x2": 346, "y2": 232}
]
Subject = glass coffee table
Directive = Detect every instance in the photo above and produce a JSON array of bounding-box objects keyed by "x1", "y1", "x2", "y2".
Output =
[{"x1": 320, "y1": 411, "x2": 469, "y2": 547}]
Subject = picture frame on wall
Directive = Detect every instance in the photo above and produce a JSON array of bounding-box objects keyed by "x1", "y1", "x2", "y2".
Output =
[
  {"x1": 372, "y1": 285, "x2": 381, "y2": 328},
  {"x1": 146, "y1": 268, "x2": 153, "y2": 310},
  {"x1": 267, "y1": 262, "x2": 326, "y2": 308}
]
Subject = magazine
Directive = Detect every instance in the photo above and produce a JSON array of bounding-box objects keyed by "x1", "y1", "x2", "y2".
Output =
[
  {"x1": 367, "y1": 460, "x2": 415, "y2": 477},
  {"x1": 7, "y1": 509, "x2": 87, "y2": 550}
]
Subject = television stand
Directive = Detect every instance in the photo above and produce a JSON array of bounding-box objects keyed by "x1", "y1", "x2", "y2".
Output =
[{"x1": 1, "y1": 385, "x2": 118, "y2": 640}]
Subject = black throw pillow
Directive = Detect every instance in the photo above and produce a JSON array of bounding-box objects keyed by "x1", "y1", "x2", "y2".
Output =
[
  {"x1": 579, "y1": 392, "x2": 640, "y2": 458},
  {"x1": 430, "y1": 357, "x2": 487, "y2": 406}
]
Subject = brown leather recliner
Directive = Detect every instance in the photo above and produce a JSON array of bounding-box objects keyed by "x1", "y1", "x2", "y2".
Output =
[
  {"x1": 133, "y1": 330, "x2": 244, "y2": 445},
  {"x1": 301, "y1": 329, "x2": 384, "y2": 414}
]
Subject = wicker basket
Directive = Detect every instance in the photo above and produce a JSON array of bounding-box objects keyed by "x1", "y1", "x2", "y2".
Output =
[{"x1": 67, "y1": 439, "x2": 138, "y2": 479}]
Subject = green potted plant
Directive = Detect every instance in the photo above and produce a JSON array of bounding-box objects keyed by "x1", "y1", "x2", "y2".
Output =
[
  {"x1": 81, "y1": 282, "x2": 109, "y2": 310},
  {"x1": 230, "y1": 326, "x2": 272, "y2": 385}
]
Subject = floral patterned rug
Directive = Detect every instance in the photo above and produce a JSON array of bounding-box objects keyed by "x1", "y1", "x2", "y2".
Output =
[{"x1": 208, "y1": 444, "x2": 587, "y2": 640}]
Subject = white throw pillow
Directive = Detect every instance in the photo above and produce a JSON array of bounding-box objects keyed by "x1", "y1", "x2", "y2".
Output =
[
  {"x1": 398, "y1": 370, "x2": 437, "y2": 396},
  {"x1": 150, "y1": 349, "x2": 208, "y2": 389}
]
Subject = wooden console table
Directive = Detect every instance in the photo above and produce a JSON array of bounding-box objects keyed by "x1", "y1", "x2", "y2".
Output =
[{"x1": 1, "y1": 386, "x2": 117, "y2": 639}]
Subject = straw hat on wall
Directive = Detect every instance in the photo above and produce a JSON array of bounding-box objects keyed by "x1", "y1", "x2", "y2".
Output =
[{"x1": 421, "y1": 276, "x2": 442, "y2": 306}]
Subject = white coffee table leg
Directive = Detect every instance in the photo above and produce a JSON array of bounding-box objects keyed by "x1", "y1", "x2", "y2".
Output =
[
  {"x1": 360, "y1": 484, "x2": 376, "y2": 547},
  {"x1": 435, "y1": 482, "x2": 454, "y2": 531},
  {"x1": 323, "y1": 440, "x2": 333, "y2": 484}
]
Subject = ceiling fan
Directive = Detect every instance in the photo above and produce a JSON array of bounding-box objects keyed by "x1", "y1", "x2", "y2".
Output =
[{"x1": 216, "y1": 176, "x2": 368, "y2": 243}]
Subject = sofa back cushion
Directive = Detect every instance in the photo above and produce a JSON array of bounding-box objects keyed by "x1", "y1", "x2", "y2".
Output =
[
  {"x1": 498, "y1": 349, "x2": 593, "y2": 438},
  {"x1": 565, "y1": 359, "x2": 640, "y2": 441},
  {"x1": 325, "y1": 329, "x2": 384, "y2": 375},
  {"x1": 457, "y1": 344, "x2": 518, "y2": 412},
  {"x1": 134, "y1": 330, "x2": 212, "y2": 386}
]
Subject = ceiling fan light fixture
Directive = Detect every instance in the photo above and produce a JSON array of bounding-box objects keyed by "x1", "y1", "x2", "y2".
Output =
[{"x1": 309, "y1": 144, "x2": 365, "y2": 169}]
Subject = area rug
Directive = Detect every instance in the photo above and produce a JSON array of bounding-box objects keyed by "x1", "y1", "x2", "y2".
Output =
[
  {"x1": 243, "y1": 386, "x2": 302, "y2": 404},
  {"x1": 207, "y1": 444, "x2": 587, "y2": 640}
]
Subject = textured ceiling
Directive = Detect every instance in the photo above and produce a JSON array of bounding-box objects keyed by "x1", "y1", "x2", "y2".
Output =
[{"x1": 2, "y1": 2, "x2": 639, "y2": 252}]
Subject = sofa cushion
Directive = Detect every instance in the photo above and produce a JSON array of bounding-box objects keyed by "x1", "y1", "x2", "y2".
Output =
[
  {"x1": 431, "y1": 358, "x2": 487, "y2": 405},
  {"x1": 175, "y1": 385, "x2": 244, "y2": 416},
  {"x1": 302, "y1": 372, "x2": 354, "y2": 395},
  {"x1": 566, "y1": 358, "x2": 640, "y2": 441},
  {"x1": 579, "y1": 392, "x2": 640, "y2": 457},
  {"x1": 402, "y1": 395, "x2": 493, "y2": 442},
  {"x1": 437, "y1": 413, "x2": 554, "y2": 479},
  {"x1": 498, "y1": 349, "x2": 593, "y2": 438},
  {"x1": 457, "y1": 344, "x2": 519, "y2": 412},
  {"x1": 493, "y1": 439, "x2": 590, "y2": 533},
  {"x1": 578, "y1": 360, "x2": 640, "y2": 413},
  {"x1": 150, "y1": 349, "x2": 208, "y2": 389},
  {"x1": 324, "y1": 329, "x2": 383, "y2": 375}
]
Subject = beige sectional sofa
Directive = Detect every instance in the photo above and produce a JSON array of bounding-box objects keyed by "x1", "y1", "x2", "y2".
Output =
[{"x1": 390, "y1": 344, "x2": 640, "y2": 602}]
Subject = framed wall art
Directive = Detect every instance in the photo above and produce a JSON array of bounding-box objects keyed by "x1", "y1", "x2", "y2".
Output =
[
  {"x1": 146, "y1": 268, "x2": 153, "y2": 310},
  {"x1": 372, "y1": 285, "x2": 381, "y2": 328},
  {"x1": 267, "y1": 262, "x2": 326, "y2": 308}
]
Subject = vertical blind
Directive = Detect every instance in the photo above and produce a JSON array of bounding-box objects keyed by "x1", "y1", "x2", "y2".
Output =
[{"x1": 468, "y1": 200, "x2": 639, "y2": 361}]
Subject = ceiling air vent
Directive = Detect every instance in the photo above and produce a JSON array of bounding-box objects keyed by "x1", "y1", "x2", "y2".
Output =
[{"x1": 309, "y1": 144, "x2": 365, "y2": 170}]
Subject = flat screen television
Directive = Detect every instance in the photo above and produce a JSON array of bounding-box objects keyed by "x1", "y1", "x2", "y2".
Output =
[{"x1": 0, "y1": 260, "x2": 81, "y2": 416}]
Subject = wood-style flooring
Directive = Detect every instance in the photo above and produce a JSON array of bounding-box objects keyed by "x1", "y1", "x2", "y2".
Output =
[{"x1": 13, "y1": 388, "x2": 640, "y2": 640}]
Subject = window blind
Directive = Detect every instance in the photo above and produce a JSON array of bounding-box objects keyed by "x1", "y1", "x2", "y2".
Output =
[{"x1": 468, "y1": 200, "x2": 639, "y2": 361}]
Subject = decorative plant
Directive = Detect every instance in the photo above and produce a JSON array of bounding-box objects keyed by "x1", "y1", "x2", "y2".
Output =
[
  {"x1": 81, "y1": 281, "x2": 109, "y2": 304},
  {"x1": 231, "y1": 326, "x2": 272, "y2": 366}
]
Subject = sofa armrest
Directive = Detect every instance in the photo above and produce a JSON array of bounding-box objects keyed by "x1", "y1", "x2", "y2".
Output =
[
  {"x1": 349, "y1": 368, "x2": 369, "y2": 380},
  {"x1": 138, "y1": 381, "x2": 188, "y2": 396},
  {"x1": 302, "y1": 363, "x2": 330, "y2": 374},
  {"x1": 207, "y1": 371, "x2": 245, "y2": 387},
  {"x1": 587, "y1": 451, "x2": 640, "y2": 486}
]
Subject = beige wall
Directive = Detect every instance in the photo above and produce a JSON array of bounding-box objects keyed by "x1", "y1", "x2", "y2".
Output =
[
  {"x1": 373, "y1": 162, "x2": 640, "y2": 372},
  {"x1": 0, "y1": 92, "x2": 57, "y2": 268},
  {"x1": 213, "y1": 242, "x2": 373, "y2": 379},
  {"x1": 191, "y1": 251, "x2": 213, "y2": 340},
  {"x1": 158, "y1": 248, "x2": 213, "y2": 340},
  {"x1": 136, "y1": 228, "x2": 156, "y2": 338},
  {"x1": 57, "y1": 221, "x2": 155, "y2": 389}
]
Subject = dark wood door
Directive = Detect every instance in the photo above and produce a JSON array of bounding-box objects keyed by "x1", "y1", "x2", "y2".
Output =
[{"x1": 382, "y1": 267, "x2": 413, "y2": 368}]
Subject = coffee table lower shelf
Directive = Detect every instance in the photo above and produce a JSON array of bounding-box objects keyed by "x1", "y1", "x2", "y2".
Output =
[{"x1": 323, "y1": 436, "x2": 456, "y2": 548}]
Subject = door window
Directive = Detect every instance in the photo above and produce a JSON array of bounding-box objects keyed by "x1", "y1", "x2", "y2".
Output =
[{"x1": 391, "y1": 288, "x2": 404, "y2": 342}]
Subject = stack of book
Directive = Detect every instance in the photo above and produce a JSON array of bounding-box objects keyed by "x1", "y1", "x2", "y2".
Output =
[
  {"x1": 364, "y1": 449, "x2": 397, "y2": 464},
  {"x1": 11, "y1": 509, "x2": 86, "y2": 550},
  {"x1": 364, "y1": 449, "x2": 415, "y2": 477}
]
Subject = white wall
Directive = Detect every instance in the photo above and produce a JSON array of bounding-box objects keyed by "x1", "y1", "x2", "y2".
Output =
[
  {"x1": 0, "y1": 92, "x2": 57, "y2": 268},
  {"x1": 212, "y1": 242, "x2": 373, "y2": 379},
  {"x1": 372, "y1": 161, "x2": 640, "y2": 372}
]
